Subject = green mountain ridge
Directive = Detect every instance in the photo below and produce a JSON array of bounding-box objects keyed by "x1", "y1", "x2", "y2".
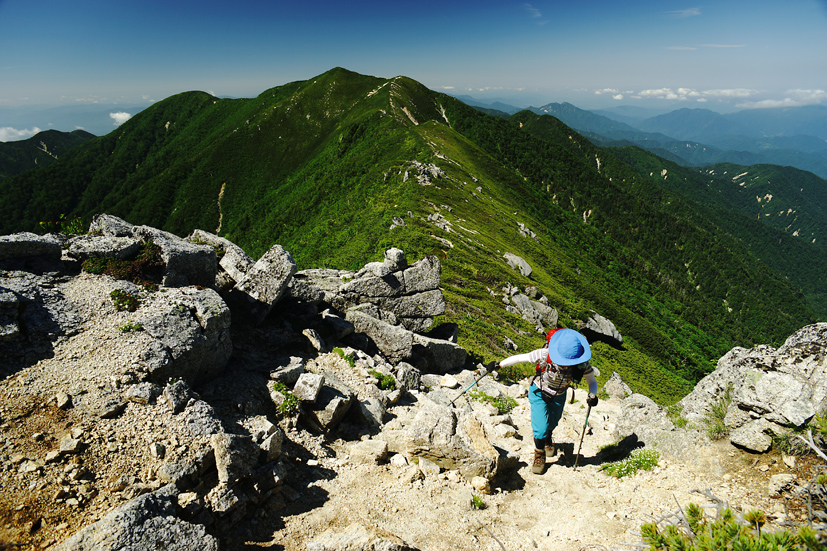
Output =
[
  {"x1": 0, "y1": 68, "x2": 822, "y2": 404},
  {"x1": 0, "y1": 129, "x2": 95, "y2": 180}
]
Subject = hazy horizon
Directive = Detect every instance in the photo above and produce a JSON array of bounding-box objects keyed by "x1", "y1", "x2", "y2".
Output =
[{"x1": 2, "y1": 0, "x2": 826, "y2": 140}]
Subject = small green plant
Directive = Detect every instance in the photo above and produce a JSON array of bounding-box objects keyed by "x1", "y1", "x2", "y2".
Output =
[
  {"x1": 39, "y1": 214, "x2": 85, "y2": 235},
  {"x1": 368, "y1": 369, "x2": 396, "y2": 391},
  {"x1": 640, "y1": 504, "x2": 823, "y2": 551},
  {"x1": 600, "y1": 448, "x2": 659, "y2": 479},
  {"x1": 667, "y1": 403, "x2": 689, "y2": 428},
  {"x1": 468, "y1": 389, "x2": 517, "y2": 414},
  {"x1": 333, "y1": 347, "x2": 356, "y2": 368},
  {"x1": 118, "y1": 321, "x2": 143, "y2": 332},
  {"x1": 776, "y1": 413, "x2": 827, "y2": 456},
  {"x1": 497, "y1": 362, "x2": 534, "y2": 384},
  {"x1": 189, "y1": 237, "x2": 225, "y2": 259},
  {"x1": 271, "y1": 381, "x2": 299, "y2": 416},
  {"x1": 82, "y1": 241, "x2": 163, "y2": 290},
  {"x1": 471, "y1": 494, "x2": 487, "y2": 510},
  {"x1": 110, "y1": 289, "x2": 141, "y2": 312},
  {"x1": 705, "y1": 386, "x2": 732, "y2": 440}
]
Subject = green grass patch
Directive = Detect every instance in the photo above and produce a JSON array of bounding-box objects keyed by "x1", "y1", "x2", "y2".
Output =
[
  {"x1": 333, "y1": 347, "x2": 356, "y2": 368},
  {"x1": 110, "y1": 289, "x2": 141, "y2": 312},
  {"x1": 117, "y1": 321, "x2": 143, "y2": 332},
  {"x1": 468, "y1": 389, "x2": 517, "y2": 414},
  {"x1": 82, "y1": 240, "x2": 163, "y2": 290},
  {"x1": 600, "y1": 448, "x2": 659, "y2": 479},
  {"x1": 369, "y1": 369, "x2": 396, "y2": 391},
  {"x1": 271, "y1": 381, "x2": 299, "y2": 416},
  {"x1": 667, "y1": 403, "x2": 689, "y2": 428},
  {"x1": 705, "y1": 386, "x2": 732, "y2": 440}
]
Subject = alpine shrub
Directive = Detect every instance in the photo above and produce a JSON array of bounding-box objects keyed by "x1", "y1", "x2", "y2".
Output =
[{"x1": 640, "y1": 505, "x2": 824, "y2": 551}]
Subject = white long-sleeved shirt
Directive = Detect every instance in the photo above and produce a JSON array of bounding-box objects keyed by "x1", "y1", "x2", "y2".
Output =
[{"x1": 500, "y1": 348, "x2": 598, "y2": 395}]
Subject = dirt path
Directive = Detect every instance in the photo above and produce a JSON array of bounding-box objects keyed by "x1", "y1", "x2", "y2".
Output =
[{"x1": 244, "y1": 388, "x2": 796, "y2": 551}]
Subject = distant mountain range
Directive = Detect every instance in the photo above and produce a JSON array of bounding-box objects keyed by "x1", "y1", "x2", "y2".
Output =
[
  {"x1": 458, "y1": 97, "x2": 827, "y2": 179},
  {"x1": 1, "y1": 68, "x2": 824, "y2": 401}
]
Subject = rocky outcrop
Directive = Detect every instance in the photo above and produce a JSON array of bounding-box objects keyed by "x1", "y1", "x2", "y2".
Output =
[
  {"x1": 132, "y1": 225, "x2": 217, "y2": 288},
  {"x1": 0, "y1": 271, "x2": 84, "y2": 373},
  {"x1": 186, "y1": 229, "x2": 254, "y2": 285},
  {"x1": 89, "y1": 213, "x2": 136, "y2": 237},
  {"x1": 580, "y1": 311, "x2": 624, "y2": 347},
  {"x1": 291, "y1": 249, "x2": 464, "y2": 372},
  {"x1": 0, "y1": 232, "x2": 62, "y2": 261},
  {"x1": 603, "y1": 372, "x2": 632, "y2": 399},
  {"x1": 325, "y1": 254, "x2": 445, "y2": 333},
  {"x1": 406, "y1": 398, "x2": 500, "y2": 479},
  {"x1": 503, "y1": 252, "x2": 532, "y2": 278},
  {"x1": 679, "y1": 323, "x2": 827, "y2": 452},
  {"x1": 231, "y1": 244, "x2": 297, "y2": 323},
  {"x1": 346, "y1": 309, "x2": 414, "y2": 364},
  {"x1": 0, "y1": 217, "x2": 498, "y2": 550},
  {"x1": 54, "y1": 484, "x2": 219, "y2": 551},
  {"x1": 506, "y1": 293, "x2": 558, "y2": 332},
  {"x1": 138, "y1": 287, "x2": 232, "y2": 386},
  {"x1": 65, "y1": 234, "x2": 141, "y2": 261}
]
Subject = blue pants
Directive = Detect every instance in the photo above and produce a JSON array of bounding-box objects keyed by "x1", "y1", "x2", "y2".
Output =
[{"x1": 528, "y1": 383, "x2": 567, "y2": 442}]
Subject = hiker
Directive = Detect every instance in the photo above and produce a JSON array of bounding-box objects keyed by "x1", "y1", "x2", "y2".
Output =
[{"x1": 493, "y1": 328, "x2": 599, "y2": 474}]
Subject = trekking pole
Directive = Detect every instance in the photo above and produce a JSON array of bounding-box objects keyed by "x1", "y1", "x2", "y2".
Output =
[
  {"x1": 573, "y1": 402, "x2": 592, "y2": 471},
  {"x1": 449, "y1": 363, "x2": 494, "y2": 407}
]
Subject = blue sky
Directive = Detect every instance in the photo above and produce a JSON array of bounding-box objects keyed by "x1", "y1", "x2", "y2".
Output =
[{"x1": 1, "y1": 0, "x2": 826, "y2": 139}]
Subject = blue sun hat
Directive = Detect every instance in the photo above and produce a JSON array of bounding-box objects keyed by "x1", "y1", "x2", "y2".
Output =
[{"x1": 547, "y1": 328, "x2": 591, "y2": 366}]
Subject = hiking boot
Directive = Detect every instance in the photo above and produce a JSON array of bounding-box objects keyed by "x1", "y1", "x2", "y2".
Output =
[
  {"x1": 532, "y1": 448, "x2": 546, "y2": 474},
  {"x1": 545, "y1": 440, "x2": 555, "y2": 458}
]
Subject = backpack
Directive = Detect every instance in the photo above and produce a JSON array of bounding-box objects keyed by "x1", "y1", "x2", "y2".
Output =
[{"x1": 536, "y1": 328, "x2": 587, "y2": 384}]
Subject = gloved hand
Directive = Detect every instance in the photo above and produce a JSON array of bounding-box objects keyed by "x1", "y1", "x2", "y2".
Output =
[
  {"x1": 587, "y1": 393, "x2": 598, "y2": 407},
  {"x1": 478, "y1": 362, "x2": 500, "y2": 377}
]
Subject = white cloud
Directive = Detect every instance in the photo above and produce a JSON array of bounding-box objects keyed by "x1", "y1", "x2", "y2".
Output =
[
  {"x1": 0, "y1": 126, "x2": 41, "y2": 142},
  {"x1": 667, "y1": 7, "x2": 701, "y2": 18},
  {"x1": 736, "y1": 89, "x2": 827, "y2": 109},
  {"x1": 612, "y1": 94, "x2": 624, "y2": 100},
  {"x1": 110, "y1": 112, "x2": 132, "y2": 126},
  {"x1": 474, "y1": 86, "x2": 524, "y2": 92},
  {"x1": 523, "y1": 3, "x2": 547, "y2": 25},
  {"x1": 699, "y1": 44, "x2": 746, "y2": 48},
  {"x1": 595, "y1": 88, "x2": 620, "y2": 95},
  {"x1": 632, "y1": 87, "x2": 758, "y2": 101},
  {"x1": 66, "y1": 95, "x2": 105, "y2": 104},
  {"x1": 701, "y1": 89, "x2": 757, "y2": 98},
  {"x1": 637, "y1": 88, "x2": 684, "y2": 100},
  {"x1": 524, "y1": 3, "x2": 542, "y2": 18}
]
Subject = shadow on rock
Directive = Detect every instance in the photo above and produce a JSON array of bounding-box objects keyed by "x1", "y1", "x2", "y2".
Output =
[
  {"x1": 0, "y1": 271, "x2": 82, "y2": 379},
  {"x1": 561, "y1": 434, "x2": 643, "y2": 468}
]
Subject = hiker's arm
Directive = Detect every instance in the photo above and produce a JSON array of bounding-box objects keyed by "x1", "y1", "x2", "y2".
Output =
[
  {"x1": 584, "y1": 371, "x2": 598, "y2": 395},
  {"x1": 499, "y1": 349, "x2": 545, "y2": 369},
  {"x1": 584, "y1": 371, "x2": 599, "y2": 406}
]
